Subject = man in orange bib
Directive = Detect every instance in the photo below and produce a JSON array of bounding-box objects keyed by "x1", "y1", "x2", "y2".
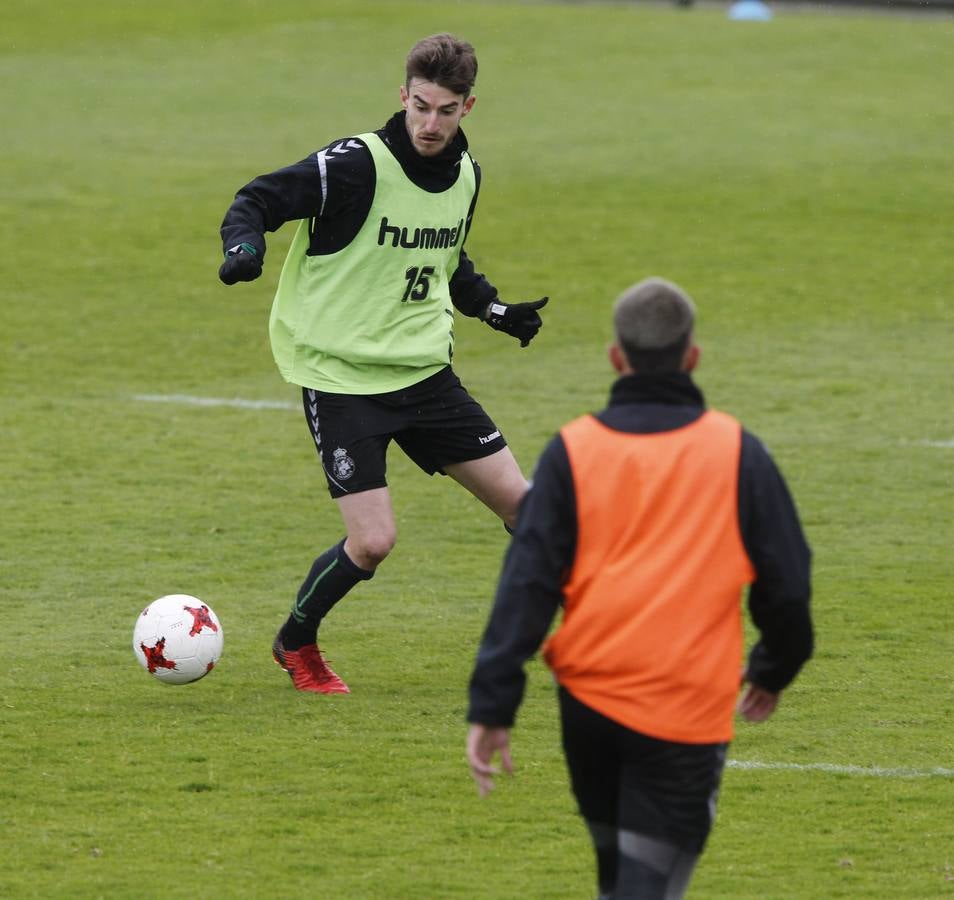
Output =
[{"x1": 466, "y1": 277, "x2": 813, "y2": 899}]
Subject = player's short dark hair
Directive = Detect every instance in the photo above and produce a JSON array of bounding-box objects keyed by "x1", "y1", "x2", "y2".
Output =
[
  {"x1": 406, "y1": 33, "x2": 478, "y2": 97},
  {"x1": 614, "y1": 277, "x2": 696, "y2": 374}
]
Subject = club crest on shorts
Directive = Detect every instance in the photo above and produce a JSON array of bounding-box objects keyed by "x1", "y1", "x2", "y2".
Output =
[{"x1": 331, "y1": 447, "x2": 356, "y2": 480}]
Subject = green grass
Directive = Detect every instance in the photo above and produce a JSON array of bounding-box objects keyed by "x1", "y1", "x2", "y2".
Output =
[{"x1": 3, "y1": 1, "x2": 954, "y2": 897}]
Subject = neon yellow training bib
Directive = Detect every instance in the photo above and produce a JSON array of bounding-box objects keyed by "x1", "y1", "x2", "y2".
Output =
[{"x1": 269, "y1": 132, "x2": 477, "y2": 394}]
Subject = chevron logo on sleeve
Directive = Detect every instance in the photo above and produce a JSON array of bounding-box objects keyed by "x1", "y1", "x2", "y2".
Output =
[{"x1": 314, "y1": 140, "x2": 364, "y2": 215}]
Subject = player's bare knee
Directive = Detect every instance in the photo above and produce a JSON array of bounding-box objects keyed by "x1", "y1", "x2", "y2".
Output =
[
  {"x1": 345, "y1": 529, "x2": 396, "y2": 570},
  {"x1": 502, "y1": 481, "x2": 530, "y2": 529},
  {"x1": 365, "y1": 532, "x2": 396, "y2": 567}
]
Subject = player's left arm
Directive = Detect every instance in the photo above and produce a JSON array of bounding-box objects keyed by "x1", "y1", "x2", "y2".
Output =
[
  {"x1": 737, "y1": 683, "x2": 780, "y2": 722},
  {"x1": 448, "y1": 159, "x2": 549, "y2": 347},
  {"x1": 450, "y1": 253, "x2": 549, "y2": 347},
  {"x1": 738, "y1": 431, "x2": 814, "y2": 695}
]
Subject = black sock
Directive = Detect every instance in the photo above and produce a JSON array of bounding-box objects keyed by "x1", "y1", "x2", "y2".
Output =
[
  {"x1": 279, "y1": 539, "x2": 373, "y2": 650},
  {"x1": 586, "y1": 822, "x2": 618, "y2": 897}
]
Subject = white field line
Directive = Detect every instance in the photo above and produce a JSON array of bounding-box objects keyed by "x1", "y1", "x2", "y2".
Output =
[
  {"x1": 902, "y1": 437, "x2": 954, "y2": 449},
  {"x1": 729, "y1": 760, "x2": 954, "y2": 778},
  {"x1": 131, "y1": 396, "x2": 954, "y2": 451},
  {"x1": 133, "y1": 393, "x2": 297, "y2": 411}
]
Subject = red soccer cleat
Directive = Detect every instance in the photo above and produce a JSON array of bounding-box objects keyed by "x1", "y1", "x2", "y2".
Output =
[{"x1": 272, "y1": 635, "x2": 350, "y2": 694}]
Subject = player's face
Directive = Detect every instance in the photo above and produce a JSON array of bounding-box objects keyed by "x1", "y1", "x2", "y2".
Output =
[{"x1": 400, "y1": 79, "x2": 476, "y2": 157}]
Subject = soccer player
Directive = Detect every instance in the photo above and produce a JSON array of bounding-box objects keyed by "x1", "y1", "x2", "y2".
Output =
[
  {"x1": 218, "y1": 34, "x2": 548, "y2": 694},
  {"x1": 466, "y1": 278, "x2": 813, "y2": 899}
]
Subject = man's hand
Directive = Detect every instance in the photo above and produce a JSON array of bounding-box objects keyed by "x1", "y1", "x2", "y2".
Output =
[
  {"x1": 483, "y1": 297, "x2": 548, "y2": 347},
  {"x1": 466, "y1": 723, "x2": 514, "y2": 797},
  {"x1": 219, "y1": 243, "x2": 263, "y2": 285},
  {"x1": 737, "y1": 679, "x2": 780, "y2": 722}
]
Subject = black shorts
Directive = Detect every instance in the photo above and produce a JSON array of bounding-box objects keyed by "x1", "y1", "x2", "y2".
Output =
[
  {"x1": 558, "y1": 687, "x2": 728, "y2": 855},
  {"x1": 302, "y1": 366, "x2": 508, "y2": 498}
]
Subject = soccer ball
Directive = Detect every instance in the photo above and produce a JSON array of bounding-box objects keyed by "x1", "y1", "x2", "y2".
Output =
[{"x1": 132, "y1": 594, "x2": 224, "y2": 684}]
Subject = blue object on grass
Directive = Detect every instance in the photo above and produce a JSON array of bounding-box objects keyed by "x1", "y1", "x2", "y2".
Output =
[{"x1": 728, "y1": 0, "x2": 773, "y2": 20}]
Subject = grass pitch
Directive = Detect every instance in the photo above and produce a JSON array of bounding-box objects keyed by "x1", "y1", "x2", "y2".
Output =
[{"x1": 2, "y1": 1, "x2": 953, "y2": 897}]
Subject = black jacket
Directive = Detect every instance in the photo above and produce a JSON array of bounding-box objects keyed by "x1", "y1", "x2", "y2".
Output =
[
  {"x1": 220, "y1": 111, "x2": 498, "y2": 317},
  {"x1": 468, "y1": 372, "x2": 814, "y2": 727}
]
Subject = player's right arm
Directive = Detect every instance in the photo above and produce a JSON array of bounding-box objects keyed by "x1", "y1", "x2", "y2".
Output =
[
  {"x1": 219, "y1": 157, "x2": 324, "y2": 283},
  {"x1": 467, "y1": 435, "x2": 575, "y2": 728},
  {"x1": 218, "y1": 140, "x2": 373, "y2": 284}
]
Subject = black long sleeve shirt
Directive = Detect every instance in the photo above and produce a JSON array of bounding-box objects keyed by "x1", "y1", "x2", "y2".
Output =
[
  {"x1": 468, "y1": 372, "x2": 814, "y2": 728},
  {"x1": 220, "y1": 111, "x2": 498, "y2": 317}
]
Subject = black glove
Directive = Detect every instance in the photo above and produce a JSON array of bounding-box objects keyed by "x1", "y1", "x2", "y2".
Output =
[
  {"x1": 483, "y1": 296, "x2": 548, "y2": 348},
  {"x1": 218, "y1": 242, "x2": 263, "y2": 285}
]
